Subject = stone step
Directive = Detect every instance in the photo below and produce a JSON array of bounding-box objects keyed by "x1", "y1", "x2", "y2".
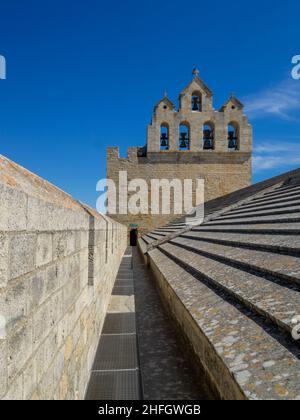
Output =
[
  {"x1": 160, "y1": 241, "x2": 300, "y2": 334},
  {"x1": 155, "y1": 227, "x2": 181, "y2": 232},
  {"x1": 151, "y1": 232, "x2": 168, "y2": 237},
  {"x1": 224, "y1": 198, "x2": 300, "y2": 217},
  {"x1": 142, "y1": 235, "x2": 157, "y2": 244},
  {"x1": 204, "y1": 212, "x2": 300, "y2": 226},
  {"x1": 151, "y1": 231, "x2": 177, "y2": 236},
  {"x1": 262, "y1": 184, "x2": 300, "y2": 196},
  {"x1": 152, "y1": 229, "x2": 174, "y2": 235},
  {"x1": 146, "y1": 233, "x2": 166, "y2": 241},
  {"x1": 149, "y1": 248, "x2": 300, "y2": 400},
  {"x1": 239, "y1": 192, "x2": 300, "y2": 211},
  {"x1": 182, "y1": 231, "x2": 300, "y2": 256},
  {"x1": 215, "y1": 205, "x2": 300, "y2": 221},
  {"x1": 169, "y1": 236, "x2": 300, "y2": 285},
  {"x1": 249, "y1": 188, "x2": 300, "y2": 204},
  {"x1": 172, "y1": 224, "x2": 188, "y2": 228},
  {"x1": 152, "y1": 228, "x2": 173, "y2": 233},
  {"x1": 194, "y1": 223, "x2": 300, "y2": 233}
]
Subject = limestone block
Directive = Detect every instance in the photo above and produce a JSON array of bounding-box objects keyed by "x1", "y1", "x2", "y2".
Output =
[
  {"x1": 9, "y1": 233, "x2": 36, "y2": 281},
  {"x1": 0, "y1": 340, "x2": 7, "y2": 399},
  {"x1": 2, "y1": 375, "x2": 23, "y2": 400},
  {"x1": 32, "y1": 302, "x2": 49, "y2": 349},
  {"x1": 45, "y1": 265, "x2": 60, "y2": 297},
  {"x1": 0, "y1": 234, "x2": 9, "y2": 288},
  {"x1": 1, "y1": 279, "x2": 26, "y2": 330},
  {"x1": 26, "y1": 271, "x2": 46, "y2": 314},
  {"x1": 36, "y1": 233, "x2": 53, "y2": 268},
  {"x1": 0, "y1": 185, "x2": 27, "y2": 232},
  {"x1": 7, "y1": 320, "x2": 33, "y2": 382},
  {"x1": 22, "y1": 358, "x2": 37, "y2": 400}
]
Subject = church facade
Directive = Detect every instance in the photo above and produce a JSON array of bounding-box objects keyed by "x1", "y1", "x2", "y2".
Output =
[{"x1": 107, "y1": 69, "x2": 252, "y2": 236}]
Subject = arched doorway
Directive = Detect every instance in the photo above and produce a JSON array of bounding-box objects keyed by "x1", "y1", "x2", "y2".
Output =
[{"x1": 130, "y1": 228, "x2": 138, "y2": 246}]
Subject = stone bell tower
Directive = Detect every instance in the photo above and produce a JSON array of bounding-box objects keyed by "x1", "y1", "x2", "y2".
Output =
[
  {"x1": 107, "y1": 68, "x2": 252, "y2": 236},
  {"x1": 147, "y1": 67, "x2": 252, "y2": 153}
]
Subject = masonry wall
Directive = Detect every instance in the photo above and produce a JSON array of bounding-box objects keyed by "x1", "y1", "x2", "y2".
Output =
[
  {"x1": 107, "y1": 147, "x2": 252, "y2": 235},
  {"x1": 0, "y1": 156, "x2": 127, "y2": 400}
]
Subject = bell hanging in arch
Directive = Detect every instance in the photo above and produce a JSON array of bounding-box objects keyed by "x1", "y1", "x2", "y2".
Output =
[
  {"x1": 179, "y1": 132, "x2": 188, "y2": 149},
  {"x1": 228, "y1": 131, "x2": 237, "y2": 149},
  {"x1": 192, "y1": 96, "x2": 200, "y2": 111},
  {"x1": 160, "y1": 133, "x2": 168, "y2": 148}
]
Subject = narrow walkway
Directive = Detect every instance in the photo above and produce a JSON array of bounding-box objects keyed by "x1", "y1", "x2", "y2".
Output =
[
  {"x1": 85, "y1": 247, "x2": 142, "y2": 400},
  {"x1": 133, "y1": 247, "x2": 211, "y2": 400},
  {"x1": 86, "y1": 246, "x2": 212, "y2": 400}
]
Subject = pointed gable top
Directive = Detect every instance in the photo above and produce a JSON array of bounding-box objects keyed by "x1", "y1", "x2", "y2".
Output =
[
  {"x1": 220, "y1": 95, "x2": 244, "y2": 112},
  {"x1": 180, "y1": 75, "x2": 213, "y2": 98},
  {"x1": 154, "y1": 96, "x2": 176, "y2": 113}
]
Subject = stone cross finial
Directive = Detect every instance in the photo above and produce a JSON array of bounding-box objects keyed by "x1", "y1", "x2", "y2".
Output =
[
  {"x1": 192, "y1": 67, "x2": 200, "y2": 78},
  {"x1": 163, "y1": 90, "x2": 168, "y2": 98}
]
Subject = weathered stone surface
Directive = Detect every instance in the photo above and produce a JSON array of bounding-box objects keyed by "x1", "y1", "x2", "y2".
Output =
[
  {"x1": 0, "y1": 340, "x2": 7, "y2": 399},
  {"x1": 0, "y1": 279, "x2": 27, "y2": 329},
  {"x1": 0, "y1": 183, "x2": 27, "y2": 232},
  {"x1": 9, "y1": 234, "x2": 36, "y2": 280},
  {"x1": 0, "y1": 155, "x2": 127, "y2": 400},
  {"x1": 142, "y1": 172, "x2": 300, "y2": 400},
  {"x1": 36, "y1": 233, "x2": 53, "y2": 268},
  {"x1": 0, "y1": 234, "x2": 9, "y2": 288}
]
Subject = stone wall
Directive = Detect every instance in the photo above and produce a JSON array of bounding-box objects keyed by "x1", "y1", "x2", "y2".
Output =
[
  {"x1": 107, "y1": 147, "x2": 251, "y2": 236},
  {"x1": 0, "y1": 155, "x2": 127, "y2": 400}
]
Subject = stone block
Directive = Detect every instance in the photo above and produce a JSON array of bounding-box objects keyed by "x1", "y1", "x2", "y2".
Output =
[
  {"x1": 0, "y1": 280, "x2": 27, "y2": 330},
  {"x1": 36, "y1": 233, "x2": 53, "y2": 268},
  {"x1": 26, "y1": 271, "x2": 45, "y2": 314},
  {"x1": 38, "y1": 368, "x2": 54, "y2": 400},
  {"x1": 0, "y1": 340, "x2": 7, "y2": 399},
  {"x1": 0, "y1": 185, "x2": 27, "y2": 232},
  {"x1": 22, "y1": 358, "x2": 37, "y2": 400},
  {"x1": 0, "y1": 234, "x2": 9, "y2": 288},
  {"x1": 7, "y1": 320, "x2": 32, "y2": 382},
  {"x1": 45, "y1": 265, "x2": 59, "y2": 297},
  {"x1": 52, "y1": 351, "x2": 64, "y2": 391},
  {"x1": 32, "y1": 303, "x2": 49, "y2": 349},
  {"x1": 44, "y1": 330, "x2": 59, "y2": 371},
  {"x1": 9, "y1": 234, "x2": 36, "y2": 281},
  {"x1": 53, "y1": 232, "x2": 68, "y2": 260},
  {"x1": 2, "y1": 375, "x2": 23, "y2": 400}
]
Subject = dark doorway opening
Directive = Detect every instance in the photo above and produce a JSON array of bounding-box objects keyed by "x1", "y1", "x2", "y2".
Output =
[{"x1": 130, "y1": 228, "x2": 138, "y2": 246}]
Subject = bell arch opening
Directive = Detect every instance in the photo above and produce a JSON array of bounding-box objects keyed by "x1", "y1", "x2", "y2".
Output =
[
  {"x1": 191, "y1": 91, "x2": 202, "y2": 112},
  {"x1": 160, "y1": 123, "x2": 169, "y2": 151},
  {"x1": 203, "y1": 122, "x2": 214, "y2": 150},
  {"x1": 179, "y1": 123, "x2": 190, "y2": 150},
  {"x1": 228, "y1": 122, "x2": 239, "y2": 150}
]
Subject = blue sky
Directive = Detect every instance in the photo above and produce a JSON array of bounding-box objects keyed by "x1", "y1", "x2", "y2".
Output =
[{"x1": 0, "y1": 0, "x2": 299, "y2": 207}]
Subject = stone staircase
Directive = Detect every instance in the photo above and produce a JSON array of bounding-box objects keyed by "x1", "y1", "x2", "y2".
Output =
[{"x1": 140, "y1": 172, "x2": 300, "y2": 399}]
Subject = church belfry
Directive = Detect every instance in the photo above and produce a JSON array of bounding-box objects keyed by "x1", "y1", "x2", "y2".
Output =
[
  {"x1": 107, "y1": 68, "x2": 252, "y2": 235},
  {"x1": 146, "y1": 68, "x2": 252, "y2": 154}
]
